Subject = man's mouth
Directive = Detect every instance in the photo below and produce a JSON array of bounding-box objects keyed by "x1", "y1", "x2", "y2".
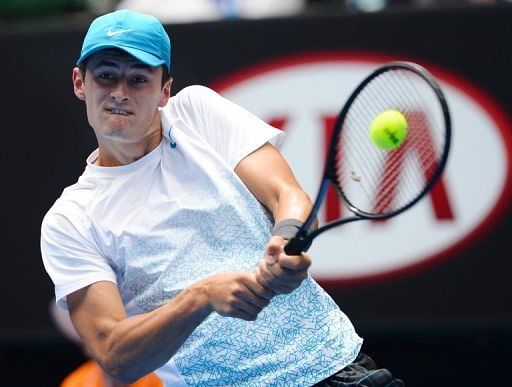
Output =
[{"x1": 107, "y1": 108, "x2": 131, "y2": 116}]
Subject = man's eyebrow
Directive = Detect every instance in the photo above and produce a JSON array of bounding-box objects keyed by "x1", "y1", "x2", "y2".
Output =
[
  {"x1": 130, "y1": 62, "x2": 153, "y2": 71},
  {"x1": 95, "y1": 59, "x2": 153, "y2": 72},
  {"x1": 96, "y1": 59, "x2": 120, "y2": 69}
]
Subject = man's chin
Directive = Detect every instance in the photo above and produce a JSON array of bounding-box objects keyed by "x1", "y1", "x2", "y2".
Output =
[{"x1": 102, "y1": 126, "x2": 132, "y2": 141}]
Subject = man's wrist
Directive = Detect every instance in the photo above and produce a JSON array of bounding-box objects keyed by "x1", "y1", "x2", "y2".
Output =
[{"x1": 272, "y1": 219, "x2": 304, "y2": 241}]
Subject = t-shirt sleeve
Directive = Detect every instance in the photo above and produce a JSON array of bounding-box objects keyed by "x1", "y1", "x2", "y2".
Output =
[
  {"x1": 170, "y1": 85, "x2": 285, "y2": 169},
  {"x1": 41, "y1": 209, "x2": 117, "y2": 310}
]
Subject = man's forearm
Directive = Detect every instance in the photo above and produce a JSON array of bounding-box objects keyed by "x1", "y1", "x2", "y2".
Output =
[
  {"x1": 272, "y1": 185, "x2": 318, "y2": 232},
  {"x1": 87, "y1": 286, "x2": 212, "y2": 383},
  {"x1": 272, "y1": 185, "x2": 312, "y2": 223}
]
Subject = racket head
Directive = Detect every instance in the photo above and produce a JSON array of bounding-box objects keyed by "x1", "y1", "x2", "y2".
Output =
[{"x1": 325, "y1": 61, "x2": 451, "y2": 220}]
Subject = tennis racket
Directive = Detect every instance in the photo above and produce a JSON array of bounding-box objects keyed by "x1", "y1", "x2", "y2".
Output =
[{"x1": 284, "y1": 61, "x2": 451, "y2": 255}]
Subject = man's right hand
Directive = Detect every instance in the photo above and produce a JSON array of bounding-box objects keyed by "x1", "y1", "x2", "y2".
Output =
[{"x1": 195, "y1": 272, "x2": 275, "y2": 321}]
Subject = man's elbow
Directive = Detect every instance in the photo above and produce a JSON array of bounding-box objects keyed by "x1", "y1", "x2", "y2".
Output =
[{"x1": 102, "y1": 355, "x2": 145, "y2": 384}]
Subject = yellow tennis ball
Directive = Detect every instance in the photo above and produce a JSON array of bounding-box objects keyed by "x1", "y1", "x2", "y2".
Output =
[{"x1": 369, "y1": 109, "x2": 408, "y2": 150}]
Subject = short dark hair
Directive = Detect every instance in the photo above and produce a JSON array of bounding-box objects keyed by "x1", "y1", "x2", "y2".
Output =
[{"x1": 78, "y1": 58, "x2": 172, "y2": 88}]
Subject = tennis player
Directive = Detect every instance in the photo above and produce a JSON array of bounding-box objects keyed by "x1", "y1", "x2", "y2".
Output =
[{"x1": 41, "y1": 10, "x2": 403, "y2": 386}]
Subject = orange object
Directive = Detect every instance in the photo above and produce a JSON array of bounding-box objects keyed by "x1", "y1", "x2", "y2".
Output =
[{"x1": 61, "y1": 360, "x2": 163, "y2": 387}]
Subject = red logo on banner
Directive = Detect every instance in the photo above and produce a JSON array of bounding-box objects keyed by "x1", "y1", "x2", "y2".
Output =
[{"x1": 211, "y1": 52, "x2": 512, "y2": 285}]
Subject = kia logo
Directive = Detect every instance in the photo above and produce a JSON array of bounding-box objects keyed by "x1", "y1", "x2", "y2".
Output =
[{"x1": 211, "y1": 53, "x2": 512, "y2": 285}]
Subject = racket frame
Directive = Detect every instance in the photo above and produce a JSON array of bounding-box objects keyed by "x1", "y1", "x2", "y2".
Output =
[{"x1": 285, "y1": 61, "x2": 451, "y2": 255}]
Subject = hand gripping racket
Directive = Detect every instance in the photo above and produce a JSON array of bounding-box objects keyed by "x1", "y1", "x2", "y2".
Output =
[{"x1": 284, "y1": 61, "x2": 451, "y2": 255}]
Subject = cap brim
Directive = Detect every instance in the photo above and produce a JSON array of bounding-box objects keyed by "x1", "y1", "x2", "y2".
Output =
[{"x1": 77, "y1": 44, "x2": 167, "y2": 70}]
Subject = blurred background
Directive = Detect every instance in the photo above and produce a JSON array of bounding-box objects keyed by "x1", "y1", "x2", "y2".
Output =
[{"x1": 1, "y1": 0, "x2": 511, "y2": 386}]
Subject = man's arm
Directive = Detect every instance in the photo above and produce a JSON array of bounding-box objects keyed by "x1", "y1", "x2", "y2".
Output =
[
  {"x1": 67, "y1": 273, "x2": 273, "y2": 383},
  {"x1": 234, "y1": 142, "x2": 313, "y2": 224},
  {"x1": 234, "y1": 142, "x2": 314, "y2": 295}
]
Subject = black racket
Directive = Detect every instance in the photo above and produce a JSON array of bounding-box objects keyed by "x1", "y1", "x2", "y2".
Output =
[{"x1": 285, "y1": 61, "x2": 451, "y2": 255}]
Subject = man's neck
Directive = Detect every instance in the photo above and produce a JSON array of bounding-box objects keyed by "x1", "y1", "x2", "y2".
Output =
[{"x1": 95, "y1": 130, "x2": 163, "y2": 167}]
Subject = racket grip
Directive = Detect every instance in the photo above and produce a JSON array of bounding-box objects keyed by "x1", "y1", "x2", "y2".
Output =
[{"x1": 284, "y1": 235, "x2": 312, "y2": 255}]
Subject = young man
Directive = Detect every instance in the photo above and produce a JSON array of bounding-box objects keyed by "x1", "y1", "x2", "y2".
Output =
[{"x1": 41, "y1": 10, "x2": 403, "y2": 386}]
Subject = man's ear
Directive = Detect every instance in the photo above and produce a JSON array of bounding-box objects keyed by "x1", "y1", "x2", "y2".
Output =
[
  {"x1": 159, "y1": 77, "x2": 173, "y2": 108},
  {"x1": 72, "y1": 67, "x2": 86, "y2": 101}
]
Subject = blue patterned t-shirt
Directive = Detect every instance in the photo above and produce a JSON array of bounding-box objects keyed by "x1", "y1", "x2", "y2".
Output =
[{"x1": 41, "y1": 86, "x2": 362, "y2": 386}]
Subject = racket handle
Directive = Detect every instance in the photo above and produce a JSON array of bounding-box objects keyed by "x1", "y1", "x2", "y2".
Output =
[{"x1": 284, "y1": 234, "x2": 312, "y2": 255}]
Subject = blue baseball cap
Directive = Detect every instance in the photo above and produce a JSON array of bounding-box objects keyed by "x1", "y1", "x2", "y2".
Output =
[{"x1": 77, "y1": 10, "x2": 171, "y2": 71}]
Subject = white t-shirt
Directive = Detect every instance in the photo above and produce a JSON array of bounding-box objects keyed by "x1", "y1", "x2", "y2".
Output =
[{"x1": 41, "y1": 85, "x2": 362, "y2": 386}]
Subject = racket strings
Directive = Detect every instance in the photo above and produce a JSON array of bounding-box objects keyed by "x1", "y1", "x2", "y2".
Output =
[
  {"x1": 339, "y1": 73, "x2": 416, "y2": 208},
  {"x1": 335, "y1": 67, "x2": 447, "y2": 216},
  {"x1": 345, "y1": 73, "x2": 422, "y2": 198},
  {"x1": 372, "y1": 119, "x2": 440, "y2": 214},
  {"x1": 338, "y1": 105, "x2": 384, "y2": 203}
]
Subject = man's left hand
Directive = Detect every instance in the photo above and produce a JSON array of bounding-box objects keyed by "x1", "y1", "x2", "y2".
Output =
[{"x1": 254, "y1": 236, "x2": 311, "y2": 295}]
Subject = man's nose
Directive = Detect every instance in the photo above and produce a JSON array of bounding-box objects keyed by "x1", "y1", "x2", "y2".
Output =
[{"x1": 110, "y1": 81, "x2": 129, "y2": 103}]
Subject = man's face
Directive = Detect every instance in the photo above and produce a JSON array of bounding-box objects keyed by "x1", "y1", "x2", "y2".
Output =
[{"x1": 73, "y1": 49, "x2": 171, "y2": 145}]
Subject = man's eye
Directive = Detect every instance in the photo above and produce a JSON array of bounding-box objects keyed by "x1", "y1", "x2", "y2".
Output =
[
  {"x1": 99, "y1": 73, "x2": 115, "y2": 80},
  {"x1": 132, "y1": 76, "x2": 147, "y2": 84}
]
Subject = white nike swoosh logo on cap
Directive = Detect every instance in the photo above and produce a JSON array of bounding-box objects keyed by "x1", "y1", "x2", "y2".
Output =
[{"x1": 106, "y1": 29, "x2": 134, "y2": 37}]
